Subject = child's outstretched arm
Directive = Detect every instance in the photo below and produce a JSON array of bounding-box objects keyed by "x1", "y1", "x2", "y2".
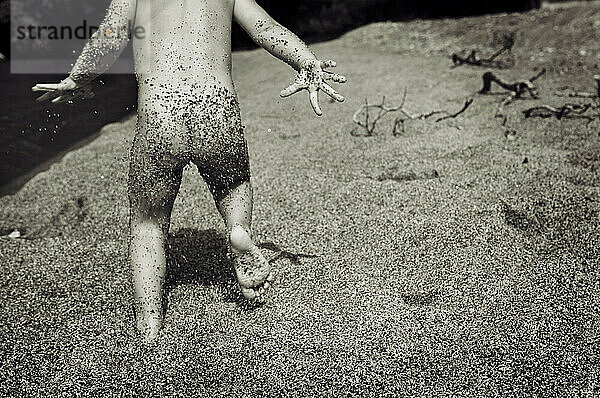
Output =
[
  {"x1": 32, "y1": 0, "x2": 136, "y2": 103},
  {"x1": 234, "y1": 0, "x2": 346, "y2": 116}
]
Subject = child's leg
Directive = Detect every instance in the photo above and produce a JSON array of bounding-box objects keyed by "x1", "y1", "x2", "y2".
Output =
[
  {"x1": 186, "y1": 86, "x2": 273, "y2": 300},
  {"x1": 214, "y1": 181, "x2": 273, "y2": 300},
  {"x1": 216, "y1": 179, "x2": 253, "y2": 232},
  {"x1": 128, "y1": 132, "x2": 184, "y2": 342}
]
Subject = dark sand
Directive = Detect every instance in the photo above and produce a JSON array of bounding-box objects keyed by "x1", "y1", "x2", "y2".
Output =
[
  {"x1": 1, "y1": 5, "x2": 599, "y2": 396},
  {"x1": 0, "y1": 66, "x2": 137, "y2": 194}
]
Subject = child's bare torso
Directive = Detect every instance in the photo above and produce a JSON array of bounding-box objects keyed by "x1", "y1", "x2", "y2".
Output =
[{"x1": 133, "y1": 0, "x2": 235, "y2": 92}]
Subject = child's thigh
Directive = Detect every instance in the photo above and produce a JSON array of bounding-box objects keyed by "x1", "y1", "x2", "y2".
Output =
[
  {"x1": 192, "y1": 137, "x2": 250, "y2": 200},
  {"x1": 187, "y1": 89, "x2": 251, "y2": 199},
  {"x1": 189, "y1": 117, "x2": 250, "y2": 199}
]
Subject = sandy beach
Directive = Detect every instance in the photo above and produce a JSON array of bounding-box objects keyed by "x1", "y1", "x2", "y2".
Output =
[{"x1": 1, "y1": 5, "x2": 599, "y2": 396}]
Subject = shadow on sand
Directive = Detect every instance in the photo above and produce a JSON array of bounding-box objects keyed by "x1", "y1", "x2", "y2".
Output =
[
  {"x1": 165, "y1": 228, "x2": 267, "y2": 308},
  {"x1": 165, "y1": 228, "x2": 234, "y2": 290},
  {"x1": 164, "y1": 228, "x2": 320, "y2": 307}
]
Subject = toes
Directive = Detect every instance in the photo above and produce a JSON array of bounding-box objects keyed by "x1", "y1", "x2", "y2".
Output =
[
  {"x1": 320, "y1": 82, "x2": 345, "y2": 102},
  {"x1": 240, "y1": 277, "x2": 272, "y2": 301},
  {"x1": 324, "y1": 73, "x2": 347, "y2": 84},
  {"x1": 280, "y1": 82, "x2": 304, "y2": 98},
  {"x1": 36, "y1": 92, "x2": 58, "y2": 102},
  {"x1": 309, "y1": 88, "x2": 322, "y2": 116}
]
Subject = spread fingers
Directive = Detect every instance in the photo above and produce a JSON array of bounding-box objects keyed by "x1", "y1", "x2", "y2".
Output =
[
  {"x1": 309, "y1": 88, "x2": 322, "y2": 116},
  {"x1": 324, "y1": 72, "x2": 347, "y2": 84},
  {"x1": 280, "y1": 82, "x2": 305, "y2": 98},
  {"x1": 320, "y1": 82, "x2": 345, "y2": 102}
]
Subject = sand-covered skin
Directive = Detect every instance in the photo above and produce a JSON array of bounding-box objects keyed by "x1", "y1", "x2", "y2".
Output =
[{"x1": 1, "y1": 5, "x2": 599, "y2": 396}]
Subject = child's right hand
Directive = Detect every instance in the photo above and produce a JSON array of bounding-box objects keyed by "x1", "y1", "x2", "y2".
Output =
[
  {"x1": 280, "y1": 59, "x2": 346, "y2": 116},
  {"x1": 32, "y1": 77, "x2": 95, "y2": 104}
]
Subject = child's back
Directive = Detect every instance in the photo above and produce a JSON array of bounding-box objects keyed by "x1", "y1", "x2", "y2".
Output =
[{"x1": 134, "y1": 0, "x2": 235, "y2": 91}]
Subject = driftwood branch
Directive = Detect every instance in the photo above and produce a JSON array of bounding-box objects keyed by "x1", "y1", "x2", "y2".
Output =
[
  {"x1": 481, "y1": 69, "x2": 547, "y2": 130},
  {"x1": 480, "y1": 68, "x2": 546, "y2": 99},
  {"x1": 452, "y1": 48, "x2": 515, "y2": 69},
  {"x1": 452, "y1": 33, "x2": 516, "y2": 69},
  {"x1": 523, "y1": 75, "x2": 600, "y2": 121},
  {"x1": 351, "y1": 94, "x2": 407, "y2": 136},
  {"x1": 553, "y1": 75, "x2": 600, "y2": 99},
  {"x1": 436, "y1": 99, "x2": 474, "y2": 122},
  {"x1": 351, "y1": 89, "x2": 473, "y2": 136},
  {"x1": 523, "y1": 103, "x2": 594, "y2": 120},
  {"x1": 481, "y1": 69, "x2": 546, "y2": 138}
]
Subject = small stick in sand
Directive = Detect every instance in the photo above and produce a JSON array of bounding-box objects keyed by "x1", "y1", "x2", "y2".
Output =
[
  {"x1": 351, "y1": 89, "x2": 473, "y2": 136},
  {"x1": 554, "y1": 75, "x2": 600, "y2": 98},
  {"x1": 523, "y1": 75, "x2": 600, "y2": 121},
  {"x1": 523, "y1": 103, "x2": 594, "y2": 120},
  {"x1": 483, "y1": 69, "x2": 546, "y2": 138}
]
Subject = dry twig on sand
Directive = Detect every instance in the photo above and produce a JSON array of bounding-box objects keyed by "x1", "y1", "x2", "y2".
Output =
[
  {"x1": 553, "y1": 75, "x2": 600, "y2": 99},
  {"x1": 523, "y1": 75, "x2": 600, "y2": 121},
  {"x1": 351, "y1": 89, "x2": 473, "y2": 136},
  {"x1": 452, "y1": 33, "x2": 516, "y2": 69},
  {"x1": 522, "y1": 103, "x2": 594, "y2": 120},
  {"x1": 480, "y1": 68, "x2": 546, "y2": 102}
]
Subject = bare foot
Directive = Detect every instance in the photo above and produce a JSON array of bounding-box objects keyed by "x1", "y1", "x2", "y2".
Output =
[{"x1": 229, "y1": 225, "x2": 273, "y2": 300}]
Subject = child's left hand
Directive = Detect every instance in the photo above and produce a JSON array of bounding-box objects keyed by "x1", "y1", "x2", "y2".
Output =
[
  {"x1": 32, "y1": 77, "x2": 95, "y2": 104},
  {"x1": 280, "y1": 59, "x2": 346, "y2": 116}
]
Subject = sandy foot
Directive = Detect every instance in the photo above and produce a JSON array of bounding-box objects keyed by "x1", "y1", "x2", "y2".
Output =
[{"x1": 230, "y1": 225, "x2": 273, "y2": 300}]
